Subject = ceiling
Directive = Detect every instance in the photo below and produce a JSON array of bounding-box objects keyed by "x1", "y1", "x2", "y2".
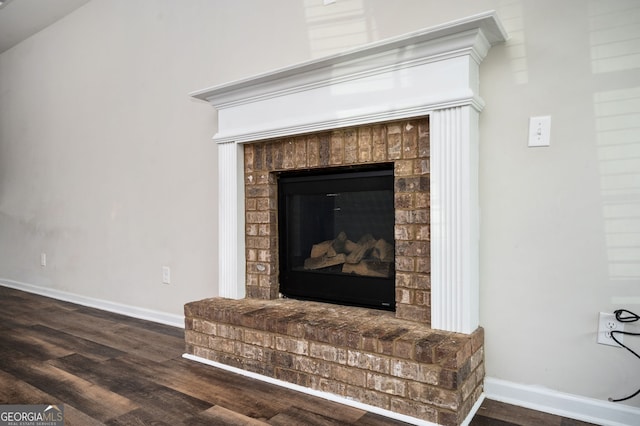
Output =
[{"x1": 0, "y1": 0, "x2": 91, "y2": 54}]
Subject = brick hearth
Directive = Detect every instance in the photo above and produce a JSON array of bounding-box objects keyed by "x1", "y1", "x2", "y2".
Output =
[{"x1": 185, "y1": 298, "x2": 484, "y2": 425}]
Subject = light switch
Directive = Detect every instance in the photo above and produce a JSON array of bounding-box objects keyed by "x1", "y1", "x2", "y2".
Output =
[
  {"x1": 162, "y1": 266, "x2": 171, "y2": 284},
  {"x1": 528, "y1": 116, "x2": 551, "y2": 147}
]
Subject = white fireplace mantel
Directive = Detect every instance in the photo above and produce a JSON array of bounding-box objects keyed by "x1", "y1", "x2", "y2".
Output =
[{"x1": 192, "y1": 11, "x2": 507, "y2": 334}]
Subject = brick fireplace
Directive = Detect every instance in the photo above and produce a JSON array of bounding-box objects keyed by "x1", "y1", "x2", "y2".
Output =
[{"x1": 185, "y1": 12, "x2": 506, "y2": 426}]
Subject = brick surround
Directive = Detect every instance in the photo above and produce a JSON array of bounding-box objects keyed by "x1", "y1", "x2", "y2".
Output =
[
  {"x1": 184, "y1": 117, "x2": 486, "y2": 424},
  {"x1": 244, "y1": 117, "x2": 431, "y2": 323}
]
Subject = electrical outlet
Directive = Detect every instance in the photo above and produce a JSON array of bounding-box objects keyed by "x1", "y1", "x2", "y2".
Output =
[
  {"x1": 597, "y1": 312, "x2": 624, "y2": 347},
  {"x1": 40, "y1": 253, "x2": 47, "y2": 267},
  {"x1": 162, "y1": 266, "x2": 171, "y2": 285}
]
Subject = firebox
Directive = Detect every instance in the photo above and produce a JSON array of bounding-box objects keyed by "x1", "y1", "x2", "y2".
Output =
[{"x1": 278, "y1": 165, "x2": 395, "y2": 310}]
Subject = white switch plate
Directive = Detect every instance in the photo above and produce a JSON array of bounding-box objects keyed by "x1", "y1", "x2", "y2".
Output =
[
  {"x1": 528, "y1": 116, "x2": 551, "y2": 147},
  {"x1": 162, "y1": 266, "x2": 171, "y2": 284}
]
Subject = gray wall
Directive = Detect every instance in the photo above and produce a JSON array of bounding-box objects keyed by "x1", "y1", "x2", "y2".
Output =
[{"x1": 1, "y1": 0, "x2": 638, "y2": 408}]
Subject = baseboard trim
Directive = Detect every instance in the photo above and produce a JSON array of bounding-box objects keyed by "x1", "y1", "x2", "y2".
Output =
[
  {"x1": 484, "y1": 377, "x2": 640, "y2": 426},
  {"x1": 183, "y1": 353, "x2": 485, "y2": 425},
  {"x1": 0, "y1": 278, "x2": 184, "y2": 329}
]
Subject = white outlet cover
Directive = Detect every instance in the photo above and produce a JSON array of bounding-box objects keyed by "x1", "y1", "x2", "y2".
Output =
[{"x1": 597, "y1": 312, "x2": 624, "y2": 347}]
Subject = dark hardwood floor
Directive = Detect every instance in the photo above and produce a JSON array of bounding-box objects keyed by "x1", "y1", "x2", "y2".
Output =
[{"x1": 0, "y1": 286, "x2": 597, "y2": 425}]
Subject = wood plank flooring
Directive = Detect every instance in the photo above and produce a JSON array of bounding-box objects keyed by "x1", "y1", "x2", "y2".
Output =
[{"x1": 0, "y1": 286, "x2": 597, "y2": 425}]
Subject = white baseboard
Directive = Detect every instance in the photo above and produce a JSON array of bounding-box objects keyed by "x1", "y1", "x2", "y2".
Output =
[
  {"x1": 183, "y1": 353, "x2": 485, "y2": 426},
  {"x1": 0, "y1": 278, "x2": 184, "y2": 328},
  {"x1": 484, "y1": 377, "x2": 640, "y2": 426}
]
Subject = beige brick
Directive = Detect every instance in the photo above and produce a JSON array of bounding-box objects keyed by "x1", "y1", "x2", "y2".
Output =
[
  {"x1": 390, "y1": 359, "x2": 420, "y2": 380},
  {"x1": 294, "y1": 139, "x2": 307, "y2": 168},
  {"x1": 283, "y1": 139, "x2": 295, "y2": 169},
  {"x1": 330, "y1": 132, "x2": 344, "y2": 165},
  {"x1": 256, "y1": 197, "x2": 275, "y2": 211},
  {"x1": 246, "y1": 274, "x2": 259, "y2": 287},
  {"x1": 396, "y1": 241, "x2": 429, "y2": 257},
  {"x1": 255, "y1": 173, "x2": 272, "y2": 185},
  {"x1": 258, "y1": 274, "x2": 277, "y2": 288},
  {"x1": 258, "y1": 223, "x2": 274, "y2": 236},
  {"x1": 396, "y1": 288, "x2": 411, "y2": 304},
  {"x1": 344, "y1": 129, "x2": 358, "y2": 164},
  {"x1": 307, "y1": 135, "x2": 320, "y2": 167},
  {"x1": 185, "y1": 331, "x2": 208, "y2": 347},
  {"x1": 192, "y1": 345, "x2": 215, "y2": 361},
  {"x1": 209, "y1": 336, "x2": 236, "y2": 354},
  {"x1": 395, "y1": 193, "x2": 413, "y2": 209},
  {"x1": 390, "y1": 397, "x2": 438, "y2": 423},
  {"x1": 395, "y1": 224, "x2": 415, "y2": 240},
  {"x1": 415, "y1": 290, "x2": 430, "y2": 305},
  {"x1": 310, "y1": 343, "x2": 347, "y2": 364},
  {"x1": 395, "y1": 256, "x2": 415, "y2": 272},
  {"x1": 372, "y1": 125, "x2": 387, "y2": 162},
  {"x1": 395, "y1": 160, "x2": 414, "y2": 176},
  {"x1": 319, "y1": 133, "x2": 330, "y2": 166},
  {"x1": 402, "y1": 121, "x2": 418, "y2": 159},
  {"x1": 418, "y1": 364, "x2": 442, "y2": 385},
  {"x1": 367, "y1": 373, "x2": 406, "y2": 396},
  {"x1": 358, "y1": 126, "x2": 373, "y2": 162},
  {"x1": 244, "y1": 145, "x2": 255, "y2": 172},
  {"x1": 332, "y1": 364, "x2": 366, "y2": 387},
  {"x1": 238, "y1": 342, "x2": 265, "y2": 361},
  {"x1": 246, "y1": 211, "x2": 271, "y2": 224},
  {"x1": 257, "y1": 250, "x2": 272, "y2": 262},
  {"x1": 245, "y1": 185, "x2": 272, "y2": 198},
  {"x1": 271, "y1": 141, "x2": 284, "y2": 169},
  {"x1": 415, "y1": 191, "x2": 429, "y2": 208},
  {"x1": 295, "y1": 356, "x2": 331, "y2": 377},
  {"x1": 245, "y1": 197, "x2": 257, "y2": 211},
  {"x1": 414, "y1": 158, "x2": 429, "y2": 175},
  {"x1": 217, "y1": 324, "x2": 243, "y2": 340},
  {"x1": 311, "y1": 377, "x2": 347, "y2": 396},
  {"x1": 275, "y1": 336, "x2": 308, "y2": 355},
  {"x1": 246, "y1": 224, "x2": 259, "y2": 236},
  {"x1": 416, "y1": 225, "x2": 430, "y2": 240},
  {"x1": 396, "y1": 304, "x2": 429, "y2": 323},
  {"x1": 418, "y1": 124, "x2": 430, "y2": 158},
  {"x1": 416, "y1": 257, "x2": 430, "y2": 273},
  {"x1": 407, "y1": 382, "x2": 460, "y2": 410},
  {"x1": 347, "y1": 351, "x2": 390, "y2": 374},
  {"x1": 192, "y1": 319, "x2": 216, "y2": 334},
  {"x1": 387, "y1": 132, "x2": 402, "y2": 160},
  {"x1": 346, "y1": 386, "x2": 390, "y2": 410},
  {"x1": 244, "y1": 330, "x2": 274, "y2": 348}
]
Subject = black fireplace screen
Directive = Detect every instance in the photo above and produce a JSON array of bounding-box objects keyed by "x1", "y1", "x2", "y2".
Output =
[{"x1": 278, "y1": 166, "x2": 395, "y2": 310}]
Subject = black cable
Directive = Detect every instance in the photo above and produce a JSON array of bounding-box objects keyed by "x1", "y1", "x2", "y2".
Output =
[{"x1": 608, "y1": 309, "x2": 640, "y2": 403}]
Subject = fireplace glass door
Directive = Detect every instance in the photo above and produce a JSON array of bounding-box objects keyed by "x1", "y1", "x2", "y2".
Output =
[{"x1": 278, "y1": 166, "x2": 395, "y2": 310}]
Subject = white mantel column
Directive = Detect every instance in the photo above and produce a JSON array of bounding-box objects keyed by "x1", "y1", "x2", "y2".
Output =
[
  {"x1": 430, "y1": 105, "x2": 480, "y2": 334},
  {"x1": 217, "y1": 141, "x2": 245, "y2": 299}
]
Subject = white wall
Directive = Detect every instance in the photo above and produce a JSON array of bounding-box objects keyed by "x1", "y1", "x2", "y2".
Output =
[{"x1": 0, "y1": 0, "x2": 639, "y2": 410}]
